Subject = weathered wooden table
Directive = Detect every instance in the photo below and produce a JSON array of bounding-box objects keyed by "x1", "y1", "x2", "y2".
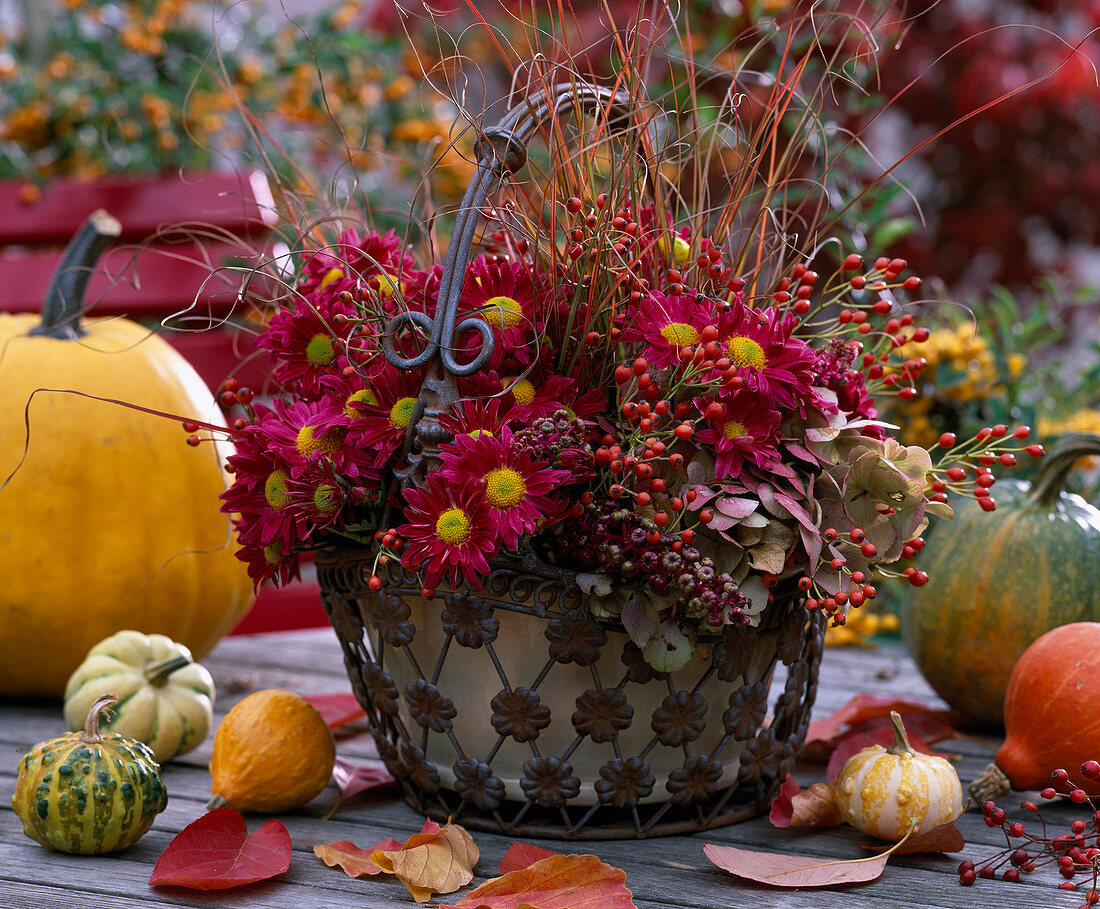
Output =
[{"x1": 0, "y1": 630, "x2": 1085, "y2": 908}]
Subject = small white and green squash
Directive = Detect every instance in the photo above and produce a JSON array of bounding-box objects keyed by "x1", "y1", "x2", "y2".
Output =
[
  {"x1": 12, "y1": 693, "x2": 169, "y2": 854},
  {"x1": 64, "y1": 630, "x2": 215, "y2": 763}
]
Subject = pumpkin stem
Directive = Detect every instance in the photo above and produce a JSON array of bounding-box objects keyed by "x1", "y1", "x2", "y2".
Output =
[
  {"x1": 968, "y1": 761, "x2": 1011, "y2": 804},
  {"x1": 31, "y1": 209, "x2": 122, "y2": 340},
  {"x1": 885, "y1": 710, "x2": 915, "y2": 756},
  {"x1": 80, "y1": 693, "x2": 119, "y2": 744},
  {"x1": 206, "y1": 793, "x2": 229, "y2": 811},
  {"x1": 145, "y1": 655, "x2": 192, "y2": 686},
  {"x1": 1027, "y1": 432, "x2": 1100, "y2": 509}
]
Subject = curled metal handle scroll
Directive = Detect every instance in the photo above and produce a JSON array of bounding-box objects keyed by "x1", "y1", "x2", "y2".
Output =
[{"x1": 380, "y1": 84, "x2": 632, "y2": 378}]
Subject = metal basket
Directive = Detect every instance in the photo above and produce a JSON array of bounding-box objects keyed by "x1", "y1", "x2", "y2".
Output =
[{"x1": 317, "y1": 83, "x2": 826, "y2": 838}]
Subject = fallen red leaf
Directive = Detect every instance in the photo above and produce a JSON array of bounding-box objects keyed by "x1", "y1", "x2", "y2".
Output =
[
  {"x1": 804, "y1": 694, "x2": 959, "y2": 761},
  {"x1": 704, "y1": 841, "x2": 896, "y2": 887},
  {"x1": 303, "y1": 692, "x2": 368, "y2": 729},
  {"x1": 444, "y1": 853, "x2": 636, "y2": 909},
  {"x1": 314, "y1": 837, "x2": 405, "y2": 877},
  {"x1": 825, "y1": 726, "x2": 942, "y2": 784},
  {"x1": 769, "y1": 773, "x2": 843, "y2": 829},
  {"x1": 149, "y1": 808, "x2": 290, "y2": 890},
  {"x1": 498, "y1": 841, "x2": 559, "y2": 874},
  {"x1": 861, "y1": 821, "x2": 966, "y2": 855}
]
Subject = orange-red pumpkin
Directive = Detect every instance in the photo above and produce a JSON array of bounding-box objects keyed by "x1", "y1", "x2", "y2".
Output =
[{"x1": 969, "y1": 622, "x2": 1100, "y2": 802}]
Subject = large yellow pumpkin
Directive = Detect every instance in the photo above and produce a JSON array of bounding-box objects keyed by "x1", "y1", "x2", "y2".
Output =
[{"x1": 0, "y1": 211, "x2": 253, "y2": 696}]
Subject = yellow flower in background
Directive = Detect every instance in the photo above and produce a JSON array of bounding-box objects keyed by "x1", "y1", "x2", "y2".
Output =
[{"x1": 825, "y1": 610, "x2": 899, "y2": 647}]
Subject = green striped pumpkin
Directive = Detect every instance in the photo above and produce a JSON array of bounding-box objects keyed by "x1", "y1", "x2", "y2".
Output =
[
  {"x1": 901, "y1": 433, "x2": 1100, "y2": 727},
  {"x1": 12, "y1": 694, "x2": 168, "y2": 854}
]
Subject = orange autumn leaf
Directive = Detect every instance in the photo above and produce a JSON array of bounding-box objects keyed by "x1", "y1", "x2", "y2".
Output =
[
  {"x1": 313, "y1": 837, "x2": 404, "y2": 877},
  {"x1": 371, "y1": 822, "x2": 478, "y2": 903},
  {"x1": 444, "y1": 853, "x2": 636, "y2": 909}
]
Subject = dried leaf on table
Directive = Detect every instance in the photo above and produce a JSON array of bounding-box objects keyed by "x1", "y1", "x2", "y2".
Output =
[
  {"x1": 370, "y1": 821, "x2": 478, "y2": 903},
  {"x1": 303, "y1": 692, "x2": 367, "y2": 729},
  {"x1": 149, "y1": 808, "x2": 291, "y2": 890},
  {"x1": 704, "y1": 838, "x2": 906, "y2": 888},
  {"x1": 314, "y1": 837, "x2": 405, "y2": 877},
  {"x1": 444, "y1": 853, "x2": 636, "y2": 909},
  {"x1": 327, "y1": 756, "x2": 397, "y2": 812},
  {"x1": 826, "y1": 725, "x2": 942, "y2": 785},
  {"x1": 804, "y1": 693, "x2": 960, "y2": 761},
  {"x1": 498, "y1": 841, "x2": 560, "y2": 874},
  {"x1": 861, "y1": 820, "x2": 966, "y2": 855},
  {"x1": 769, "y1": 773, "x2": 843, "y2": 829}
]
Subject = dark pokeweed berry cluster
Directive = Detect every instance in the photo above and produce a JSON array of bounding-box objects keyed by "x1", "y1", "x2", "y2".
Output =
[
  {"x1": 958, "y1": 763, "x2": 1100, "y2": 908},
  {"x1": 543, "y1": 496, "x2": 749, "y2": 628}
]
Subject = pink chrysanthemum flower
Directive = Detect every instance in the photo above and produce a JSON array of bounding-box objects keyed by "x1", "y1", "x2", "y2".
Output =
[
  {"x1": 259, "y1": 290, "x2": 359, "y2": 397},
  {"x1": 349, "y1": 363, "x2": 427, "y2": 464},
  {"x1": 460, "y1": 370, "x2": 581, "y2": 423},
  {"x1": 715, "y1": 301, "x2": 821, "y2": 413},
  {"x1": 456, "y1": 255, "x2": 538, "y2": 371},
  {"x1": 221, "y1": 412, "x2": 312, "y2": 551},
  {"x1": 283, "y1": 460, "x2": 377, "y2": 533},
  {"x1": 439, "y1": 431, "x2": 572, "y2": 550},
  {"x1": 297, "y1": 229, "x2": 416, "y2": 295},
  {"x1": 694, "y1": 392, "x2": 783, "y2": 480},
  {"x1": 259, "y1": 398, "x2": 362, "y2": 478},
  {"x1": 232, "y1": 518, "x2": 303, "y2": 588},
  {"x1": 438, "y1": 397, "x2": 511, "y2": 441},
  {"x1": 398, "y1": 473, "x2": 497, "y2": 589},
  {"x1": 620, "y1": 290, "x2": 710, "y2": 368}
]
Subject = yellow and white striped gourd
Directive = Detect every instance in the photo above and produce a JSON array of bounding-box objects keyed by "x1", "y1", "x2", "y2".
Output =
[
  {"x1": 834, "y1": 710, "x2": 963, "y2": 841},
  {"x1": 63, "y1": 630, "x2": 215, "y2": 763}
]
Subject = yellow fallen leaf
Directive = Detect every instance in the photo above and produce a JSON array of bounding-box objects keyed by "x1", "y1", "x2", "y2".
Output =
[{"x1": 371, "y1": 822, "x2": 478, "y2": 903}]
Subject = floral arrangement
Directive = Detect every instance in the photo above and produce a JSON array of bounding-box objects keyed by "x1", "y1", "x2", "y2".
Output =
[{"x1": 215, "y1": 6, "x2": 1046, "y2": 671}]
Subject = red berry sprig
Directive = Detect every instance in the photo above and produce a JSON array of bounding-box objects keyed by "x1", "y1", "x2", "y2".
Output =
[{"x1": 959, "y1": 763, "x2": 1100, "y2": 907}]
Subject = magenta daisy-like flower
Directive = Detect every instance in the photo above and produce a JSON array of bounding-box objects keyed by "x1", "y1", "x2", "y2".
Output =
[
  {"x1": 283, "y1": 459, "x2": 377, "y2": 533},
  {"x1": 620, "y1": 290, "x2": 710, "y2": 368},
  {"x1": 259, "y1": 290, "x2": 359, "y2": 397},
  {"x1": 398, "y1": 473, "x2": 497, "y2": 589},
  {"x1": 258, "y1": 397, "x2": 363, "y2": 478},
  {"x1": 298, "y1": 229, "x2": 416, "y2": 294},
  {"x1": 456, "y1": 255, "x2": 538, "y2": 371},
  {"x1": 694, "y1": 392, "x2": 782, "y2": 480},
  {"x1": 438, "y1": 397, "x2": 511, "y2": 441},
  {"x1": 438, "y1": 431, "x2": 572, "y2": 550},
  {"x1": 459, "y1": 370, "x2": 584, "y2": 423},
  {"x1": 715, "y1": 301, "x2": 820, "y2": 413},
  {"x1": 348, "y1": 362, "x2": 426, "y2": 464},
  {"x1": 232, "y1": 518, "x2": 303, "y2": 588}
]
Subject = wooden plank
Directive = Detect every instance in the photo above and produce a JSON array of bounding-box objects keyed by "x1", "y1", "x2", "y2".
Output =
[
  {"x1": 0, "y1": 171, "x2": 277, "y2": 246},
  {"x1": 0, "y1": 632, "x2": 1085, "y2": 909}
]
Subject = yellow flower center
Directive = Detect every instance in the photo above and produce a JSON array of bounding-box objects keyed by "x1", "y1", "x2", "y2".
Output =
[
  {"x1": 480, "y1": 295, "x2": 525, "y2": 331},
  {"x1": 296, "y1": 424, "x2": 344, "y2": 457},
  {"x1": 485, "y1": 468, "x2": 527, "y2": 508},
  {"x1": 314, "y1": 483, "x2": 341, "y2": 513},
  {"x1": 319, "y1": 267, "x2": 344, "y2": 289},
  {"x1": 375, "y1": 273, "x2": 401, "y2": 298},
  {"x1": 660, "y1": 321, "x2": 701, "y2": 347},
  {"x1": 263, "y1": 542, "x2": 282, "y2": 564},
  {"x1": 509, "y1": 378, "x2": 536, "y2": 405},
  {"x1": 723, "y1": 420, "x2": 748, "y2": 440},
  {"x1": 305, "y1": 333, "x2": 335, "y2": 366},
  {"x1": 435, "y1": 507, "x2": 472, "y2": 545},
  {"x1": 389, "y1": 396, "x2": 417, "y2": 429},
  {"x1": 726, "y1": 335, "x2": 767, "y2": 370},
  {"x1": 345, "y1": 387, "x2": 379, "y2": 418},
  {"x1": 467, "y1": 428, "x2": 493, "y2": 439},
  {"x1": 659, "y1": 234, "x2": 692, "y2": 265},
  {"x1": 264, "y1": 469, "x2": 291, "y2": 510}
]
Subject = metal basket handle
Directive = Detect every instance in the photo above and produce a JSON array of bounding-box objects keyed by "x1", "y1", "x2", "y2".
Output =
[{"x1": 381, "y1": 82, "x2": 633, "y2": 487}]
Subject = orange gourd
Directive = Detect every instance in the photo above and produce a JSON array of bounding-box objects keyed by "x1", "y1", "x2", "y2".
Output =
[
  {"x1": 970, "y1": 623, "x2": 1100, "y2": 802},
  {"x1": 209, "y1": 689, "x2": 335, "y2": 813}
]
